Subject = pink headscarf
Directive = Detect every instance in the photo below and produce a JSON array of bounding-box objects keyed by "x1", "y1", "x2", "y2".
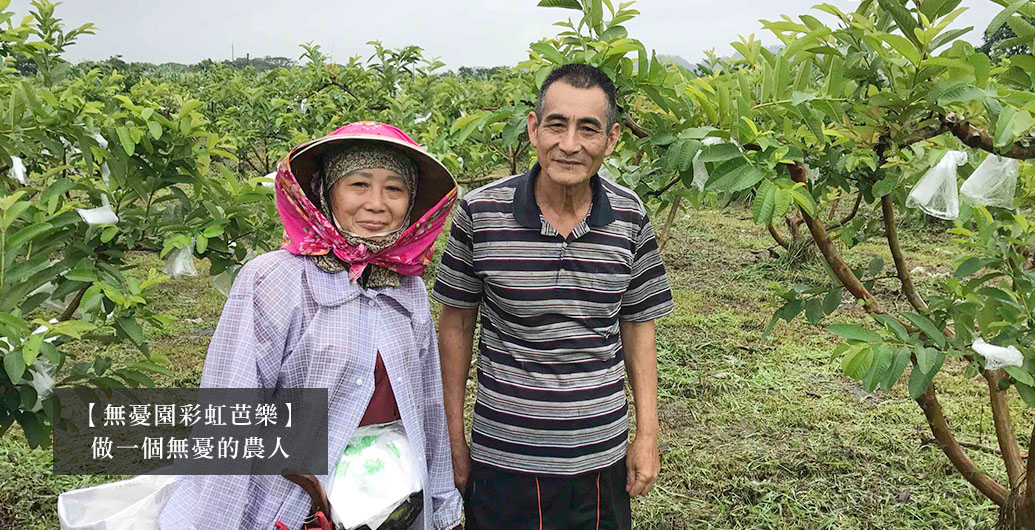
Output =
[{"x1": 274, "y1": 122, "x2": 457, "y2": 282}]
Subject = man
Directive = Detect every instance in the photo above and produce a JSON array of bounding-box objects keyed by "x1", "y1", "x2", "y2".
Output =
[{"x1": 432, "y1": 63, "x2": 673, "y2": 529}]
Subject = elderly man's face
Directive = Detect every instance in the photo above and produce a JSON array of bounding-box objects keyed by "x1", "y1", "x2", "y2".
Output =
[
  {"x1": 527, "y1": 81, "x2": 620, "y2": 188},
  {"x1": 330, "y1": 168, "x2": 410, "y2": 237}
]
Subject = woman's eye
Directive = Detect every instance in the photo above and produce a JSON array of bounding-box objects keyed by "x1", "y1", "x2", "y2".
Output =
[
  {"x1": 350, "y1": 181, "x2": 369, "y2": 188},
  {"x1": 387, "y1": 186, "x2": 404, "y2": 193}
]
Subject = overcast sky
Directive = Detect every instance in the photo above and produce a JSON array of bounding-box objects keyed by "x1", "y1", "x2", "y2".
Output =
[{"x1": 6, "y1": 1, "x2": 1004, "y2": 69}]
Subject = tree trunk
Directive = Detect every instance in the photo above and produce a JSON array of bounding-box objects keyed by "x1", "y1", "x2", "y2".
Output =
[
  {"x1": 658, "y1": 196, "x2": 681, "y2": 253},
  {"x1": 998, "y1": 489, "x2": 1035, "y2": 529}
]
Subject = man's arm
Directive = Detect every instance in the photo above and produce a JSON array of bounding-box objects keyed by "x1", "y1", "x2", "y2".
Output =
[
  {"x1": 437, "y1": 304, "x2": 479, "y2": 493},
  {"x1": 621, "y1": 319, "x2": 660, "y2": 498}
]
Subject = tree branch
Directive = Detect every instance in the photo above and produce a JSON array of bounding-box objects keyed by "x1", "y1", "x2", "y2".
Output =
[
  {"x1": 658, "y1": 196, "x2": 681, "y2": 253},
  {"x1": 827, "y1": 192, "x2": 863, "y2": 231},
  {"x1": 983, "y1": 369, "x2": 1025, "y2": 489},
  {"x1": 767, "y1": 224, "x2": 790, "y2": 249},
  {"x1": 881, "y1": 195, "x2": 928, "y2": 312},
  {"x1": 623, "y1": 114, "x2": 649, "y2": 139},
  {"x1": 789, "y1": 163, "x2": 885, "y2": 313},
  {"x1": 58, "y1": 286, "x2": 89, "y2": 322},
  {"x1": 919, "y1": 432, "x2": 1028, "y2": 459},
  {"x1": 943, "y1": 113, "x2": 1035, "y2": 160},
  {"x1": 1027, "y1": 421, "x2": 1035, "y2": 506},
  {"x1": 916, "y1": 383, "x2": 1009, "y2": 506},
  {"x1": 647, "y1": 175, "x2": 682, "y2": 198}
]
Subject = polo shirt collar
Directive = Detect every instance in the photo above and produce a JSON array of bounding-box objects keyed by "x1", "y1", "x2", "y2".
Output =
[{"x1": 512, "y1": 163, "x2": 615, "y2": 230}]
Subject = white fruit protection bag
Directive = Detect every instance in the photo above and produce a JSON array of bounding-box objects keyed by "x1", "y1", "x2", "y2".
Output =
[
  {"x1": 327, "y1": 421, "x2": 422, "y2": 530},
  {"x1": 960, "y1": 154, "x2": 1019, "y2": 209},
  {"x1": 57, "y1": 473, "x2": 179, "y2": 530},
  {"x1": 691, "y1": 137, "x2": 725, "y2": 191},
  {"x1": 906, "y1": 150, "x2": 968, "y2": 220}
]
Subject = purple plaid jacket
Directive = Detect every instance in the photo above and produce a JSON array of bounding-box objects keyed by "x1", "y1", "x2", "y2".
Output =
[{"x1": 158, "y1": 250, "x2": 462, "y2": 530}]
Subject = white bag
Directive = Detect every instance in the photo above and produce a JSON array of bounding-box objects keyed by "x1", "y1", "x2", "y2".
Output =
[
  {"x1": 58, "y1": 474, "x2": 179, "y2": 530},
  {"x1": 906, "y1": 150, "x2": 968, "y2": 220},
  {"x1": 9, "y1": 155, "x2": 26, "y2": 185},
  {"x1": 961, "y1": 154, "x2": 1019, "y2": 209},
  {"x1": 77, "y1": 163, "x2": 119, "y2": 226},
  {"x1": 163, "y1": 245, "x2": 197, "y2": 278},
  {"x1": 327, "y1": 421, "x2": 422, "y2": 530},
  {"x1": 691, "y1": 137, "x2": 724, "y2": 191}
]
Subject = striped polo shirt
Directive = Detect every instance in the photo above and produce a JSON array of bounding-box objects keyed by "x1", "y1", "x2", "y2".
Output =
[{"x1": 432, "y1": 163, "x2": 674, "y2": 476}]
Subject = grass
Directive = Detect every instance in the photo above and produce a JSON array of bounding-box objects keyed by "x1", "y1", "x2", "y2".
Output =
[{"x1": 0, "y1": 204, "x2": 1028, "y2": 529}]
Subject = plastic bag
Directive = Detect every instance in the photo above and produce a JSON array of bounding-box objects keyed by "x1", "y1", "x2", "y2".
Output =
[
  {"x1": 973, "y1": 338, "x2": 1024, "y2": 370},
  {"x1": 9, "y1": 155, "x2": 26, "y2": 185},
  {"x1": 164, "y1": 245, "x2": 197, "y2": 278},
  {"x1": 691, "y1": 137, "x2": 725, "y2": 191},
  {"x1": 327, "y1": 421, "x2": 422, "y2": 530},
  {"x1": 77, "y1": 161, "x2": 118, "y2": 225},
  {"x1": 58, "y1": 474, "x2": 179, "y2": 530},
  {"x1": 805, "y1": 163, "x2": 821, "y2": 184},
  {"x1": 28, "y1": 359, "x2": 56, "y2": 412},
  {"x1": 960, "y1": 154, "x2": 1019, "y2": 209},
  {"x1": 906, "y1": 150, "x2": 968, "y2": 220}
]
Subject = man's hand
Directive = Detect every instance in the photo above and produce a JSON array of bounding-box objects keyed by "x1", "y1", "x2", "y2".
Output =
[
  {"x1": 452, "y1": 438, "x2": 472, "y2": 494},
  {"x1": 625, "y1": 433, "x2": 659, "y2": 497},
  {"x1": 620, "y1": 319, "x2": 660, "y2": 498}
]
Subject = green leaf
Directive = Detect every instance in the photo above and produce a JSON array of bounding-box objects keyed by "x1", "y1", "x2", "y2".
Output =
[
  {"x1": 995, "y1": 105, "x2": 1018, "y2": 148},
  {"x1": 881, "y1": 347, "x2": 912, "y2": 390},
  {"x1": 936, "y1": 81, "x2": 986, "y2": 106},
  {"x1": 1006, "y1": 365, "x2": 1035, "y2": 387},
  {"x1": 530, "y1": 42, "x2": 566, "y2": 64},
  {"x1": 705, "y1": 158, "x2": 765, "y2": 192},
  {"x1": 5, "y1": 222, "x2": 53, "y2": 256},
  {"x1": 915, "y1": 345, "x2": 942, "y2": 374},
  {"x1": 882, "y1": 34, "x2": 920, "y2": 64},
  {"x1": 790, "y1": 91, "x2": 817, "y2": 106},
  {"x1": 146, "y1": 120, "x2": 162, "y2": 140},
  {"x1": 15, "y1": 413, "x2": 42, "y2": 448},
  {"x1": 790, "y1": 187, "x2": 817, "y2": 217},
  {"x1": 752, "y1": 180, "x2": 776, "y2": 224},
  {"x1": 4, "y1": 351, "x2": 25, "y2": 382},
  {"x1": 902, "y1": 312, "x2": 946, "y2": 348},
  {"x1": 114, "y1": 316, "x2": 145, "y2": 345},
  {"x1": 100, "y1": 226, "x2": 118, "y2": 243},
  {"x1": 21, "y1": 333, "x2": 42, "y2": 367},
  {"x1": 823, "y1": 288, "x2": 843, "y2": 314},
  {"x1": 827, "y1": 323, "x2": 882, "y2": 343},
  {"x1": 867, "y1": 256, "x2": 884, "y2": 277},
  {"x1": 863, "y1": 346, "x2": 895, "y2": 392},
  {"x1": 805, "y1": 298, "x2": 825, "y2": 324},
  {"x1": 987, "y1": 0, "x2": 1029, "y2": 37},
  {"x1": 955, "y1": 257, "x2": 994, "y2": 278},
  {"x1": 908, "y1": 362, "x2": 936, "y2": 399},
  {"x1": 877, "y1": 0, "x2": 920, "y2": 45},
  {"x1": 116, "y1": 126, "x2": 135, "y2": 156},
  {"x1": 873, "y1": 314, "x2": 911, "y2": 343},
  {"x1": 93, "y1": 356, "x2": 111, "y2": 377},
  {"x1": 1016, "y1": 381, "x2": 1035, "y2": 407},
  {"x1": 697, "y1": 143, "x2": 740, "y2": 163},
  {"x1": 842, "y1": 344, "x2": 874, "y2": 380}
]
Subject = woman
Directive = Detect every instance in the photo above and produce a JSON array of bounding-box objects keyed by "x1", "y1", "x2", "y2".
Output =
[{"x1": 158, "y1": 121, "x2": 462, "y2": 530}]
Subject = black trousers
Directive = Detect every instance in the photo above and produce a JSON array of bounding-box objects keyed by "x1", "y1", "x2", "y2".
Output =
[{"x1": 464, "y1": 458, "x2": 632, "y2": 530}]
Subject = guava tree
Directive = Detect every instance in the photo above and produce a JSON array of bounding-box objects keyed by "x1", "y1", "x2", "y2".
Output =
[
  {"x1": 529, "y1": 0, "x2": 1035, "y2": 526},
  {"x1": 0, "y1": 1, "x2": 279, "y2": 448}
]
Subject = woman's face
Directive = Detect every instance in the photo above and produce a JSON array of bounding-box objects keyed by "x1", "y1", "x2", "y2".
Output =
[{"x1": 329, "y1": 167, "x2": 411, "y2": 237}]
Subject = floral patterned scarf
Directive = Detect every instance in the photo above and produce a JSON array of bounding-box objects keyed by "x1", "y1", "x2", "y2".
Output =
[{"x1": 274, "y1": 123, "x2": 457, "y2": 287}]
